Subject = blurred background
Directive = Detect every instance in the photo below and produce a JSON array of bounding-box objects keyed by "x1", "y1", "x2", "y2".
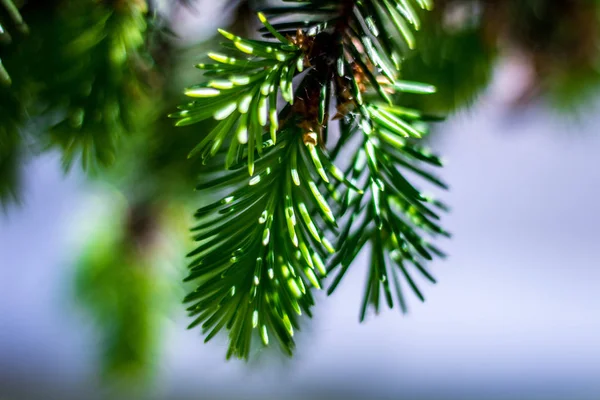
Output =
[{"x1": 1, "y1": 0, "x2": 600, "y2": 399}]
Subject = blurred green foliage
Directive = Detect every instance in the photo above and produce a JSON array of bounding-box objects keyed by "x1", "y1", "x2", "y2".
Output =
[
  {"x1": 74, "y1": 197, "x2": 188, "y2": 384},
  {"x1": 507, "y1": 0, "x2": 600, "y2": 109},
  {"x1": 0, "y1": 0, "x2": 205, "y2": 385},
  {"x1": 402, "y1": 0, "x2": 600, "y2": 113},
  {"x1": 75, "y1": 227, "x2": 159, "y2": 382},
  {"x1": 401, "y1": 1, "x2": 496, "y2": 114},
  {"x1": 0, "y1": 0, "x2": 28, "y2": 85},
  {"x1": 0, "y1": 0, "x2": 28, "y2": 206},
  {"x1": 0, "y1": 86, "x2": 24, "y2": 207},
  {"x1": 29, "y1": 0, "x2": 152, "y2": 169},
  {"x1": 0, "y1": 0, "x2": 155, "y2": 206}
]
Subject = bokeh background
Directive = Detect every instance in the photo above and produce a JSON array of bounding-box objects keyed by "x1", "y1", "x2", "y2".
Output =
[{"x1": 1, "y1": 1, "x2": 600, "y2": 399}]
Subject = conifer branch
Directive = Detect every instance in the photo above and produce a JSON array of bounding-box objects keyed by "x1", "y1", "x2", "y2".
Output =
[{"x1": 174, "y1": 0, "x2": 448, "y2": 359}]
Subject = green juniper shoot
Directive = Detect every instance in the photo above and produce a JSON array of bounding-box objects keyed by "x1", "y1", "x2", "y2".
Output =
[{"x1": 173, "y1": 0, "x2": 449, "y2": 360}]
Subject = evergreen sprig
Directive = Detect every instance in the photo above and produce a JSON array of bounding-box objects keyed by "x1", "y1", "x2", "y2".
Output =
[
  {"x1": 329, "y1": 102, "x2": 450, "y2": 319},
  {"x1": 174, "y1": 0, "x2": 448, "y2": 359},
  {"x1": 170, "y1": 20, "x2": 306, "y2": 175},
  {"x1": 184, "y1": 123, "x2": 342, "y2": 359}
]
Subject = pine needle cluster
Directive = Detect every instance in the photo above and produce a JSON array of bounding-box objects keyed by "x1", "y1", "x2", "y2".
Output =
[{"x1": 172, "y1": 0, "x2": 449, "y2": 359}]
